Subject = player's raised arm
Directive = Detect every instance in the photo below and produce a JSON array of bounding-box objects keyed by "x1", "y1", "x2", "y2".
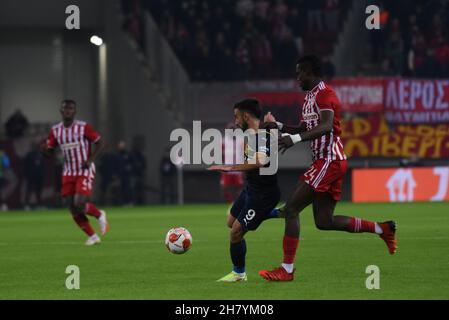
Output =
[
  {"x1": 279, "y1": 122, "x2": 307, "y2": 135},
  {"x1": 279, "y1": 110, "x2": 333, "y2": 154},
  {"x1": 263, "y1": 112, "x2": 307, "y2": 134},
  {"x1": 293, "y1": 109, "x2": 333, "y2": 141}
]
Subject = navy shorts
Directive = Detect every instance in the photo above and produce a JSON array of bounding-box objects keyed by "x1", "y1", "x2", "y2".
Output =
[{"x1": 230, "y1": 187, "x2": 281, "y2": 231}]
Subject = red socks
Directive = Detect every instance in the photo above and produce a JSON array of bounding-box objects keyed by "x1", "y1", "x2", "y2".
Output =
[
  {"x1": 224, "y1": 191, "x2": 234, "y2": 204},
  {"x1": 73, "y1": 214, "x2": 95, "y2": 236},
  {"x1": 85, "y1": 203, "x2": 102, "y2": 219},
  {"x1": 347, "y1": 217, "x2": 376, "y2": 233},
  {"x1": 283, "y1": 235, "x2": 299, "y2": 264}
]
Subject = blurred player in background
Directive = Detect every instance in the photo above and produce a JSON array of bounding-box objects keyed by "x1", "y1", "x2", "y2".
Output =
[
  {"x1": 259, "y1": 55, "x2": 397, "y2": 281},
  {"x1": 208, "y1": 99, "x2": 281, "y2": 282},
  {"x1": 220, "y1": 122, "x2": 244, "y2": 204},
  {"x1": 41, "y1": 100, "x2": 108, "y2": 246}
]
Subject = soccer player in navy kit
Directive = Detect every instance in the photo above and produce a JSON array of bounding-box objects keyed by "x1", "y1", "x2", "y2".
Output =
[{"x1": 208, "y1": 99, "x2": 280, "y2": 282}]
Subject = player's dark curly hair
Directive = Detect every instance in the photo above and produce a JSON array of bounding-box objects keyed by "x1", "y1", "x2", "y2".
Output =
[
  {"x1": 297, "y1": 55, "x2": 322, "y2": 77},
  {"x1": 234, "y1": 98, "x2": 261, "y2": 119},
  {"x1": 62, "y1": 99, "x2": 77, "y2": 106}
]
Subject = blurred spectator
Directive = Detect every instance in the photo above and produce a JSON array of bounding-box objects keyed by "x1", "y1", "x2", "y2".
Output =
[
  {"x1": 322, "y1": 55, "x2": 336, "y2": 80},
  {"x1": 160, "y1": 147, "x2": 177, "y2": 204},
  {"x1": 275, "y1": 30, "x2": 298, "y2": 78},
  {"x1": 386, "y1": 32, "x2": 404, "y2": 75},
  {"x1": 433, "y1": 33, "x2": 449, "y2": 77},
  {"x1": 98, "y1": 151, "x2": 117, "y2": 205},
  {"x1": 212, "y1": 32, "x2": 236, "y2": 80},
  {"x1": 116, "y1": 141, "x2": 134, "y2": 206},
  {"x1": 0, "y1": 149, "x2": 10, "y2": 211},
  {"x1": 273, "y1": 0, "x2": 289, "y2": 22},
  {"x1": 235, "y1": 38, "x2": 251, "y2": 79},
  {"x1": 5, "y1": 110, "x2": 29, "y2": 139},
  {"x1": 121, "y1": 0, "x2": 144, "y2": 48},
  {"x1": 52, "y1": 152, "x2": 64, "y2": 208},
  {"x1": 380, "y1": 58, "x2": 395, "y2": 76},
  {"x1": 24, "y1": 143, "x2": 45, "y2": 210},
  {"x1": 323, "y1": 0, "x2": 339, "y2": 31},
  {"x1": 251, "y1": 32, "x2": 273, "y2": 78},
  {"x1": 286, "y1": 7, "x2": 305, "y2": 55},
  {"x1": 421, "y1": 48, "x2": 439, "y2": 78},
  {"x1": 307, "y1": 0, "x2": 324, "y2": 32},
  {"x1": 254, "y1": 0, "x2": 270, "y2": 20},
  {"x1": 235, "y1": 0, "x2": 254, "y2": 17},
  {"x1": 130, "y1": 136, "x2": 147, "y2": 205}
]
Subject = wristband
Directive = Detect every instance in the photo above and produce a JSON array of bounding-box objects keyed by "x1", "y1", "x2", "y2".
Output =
[
  {"x1": 276, "y1": 121, "x2": 284, "y2": 131},
  {"x1": 290, "y1": 134, "x2": 302, "y2": 144}
]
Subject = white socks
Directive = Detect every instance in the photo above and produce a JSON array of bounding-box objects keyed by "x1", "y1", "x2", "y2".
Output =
[
  {"x1": 281, "y1": 263, "x2": 294, "y2": 274},
  {"x1": 375, "y1": 223, "x2": 383, "y2": 234}
]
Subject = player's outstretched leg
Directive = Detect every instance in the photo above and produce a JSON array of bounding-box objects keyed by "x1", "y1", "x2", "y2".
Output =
[
  {"x1": 378, "y1": 221, "x2": 397, "y2": 255},
  {"x1": 72, "y1": 213, "x2": 101, "y2": 246},
  {"x1": 71, "y1": 195, "x2": 101, "y2": 245},
  {"x1": 313, "y1": 193, "x2": 397, "y2": 254},
  {"x1": 85, "y1": 202, "x2": 109, "y2": 235},
  {"x1": 259, "y1": 182, "x2": 314, "y2": 281},
  {"x1": 217, "y1": 220, "x2": 247, "y2": 282}
]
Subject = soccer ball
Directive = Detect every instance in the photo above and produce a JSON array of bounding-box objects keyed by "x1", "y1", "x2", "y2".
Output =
[{"x1": 165, "y1": 227, "x2": 192, "y2": 254}]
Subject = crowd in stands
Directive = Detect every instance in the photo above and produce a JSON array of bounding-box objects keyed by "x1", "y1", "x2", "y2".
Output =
[
  {"x1": 138, "y1": 0, "x2": 345, "y2": 81},
  {"x1": 373, "y1": 0, "x2": 449, "y2": 78},
  {"x1": 121, "y1": 0, "x2": 449, "y2": 81}
]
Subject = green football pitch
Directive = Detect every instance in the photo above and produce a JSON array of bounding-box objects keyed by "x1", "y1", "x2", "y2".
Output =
[{"x1": 1, "y1": 202, "x2": 448, "y2": 300}]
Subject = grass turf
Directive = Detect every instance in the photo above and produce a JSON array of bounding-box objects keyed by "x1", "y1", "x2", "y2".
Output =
[{"x1": 0, "y1": 202, "x2": 448, "y2": 299}]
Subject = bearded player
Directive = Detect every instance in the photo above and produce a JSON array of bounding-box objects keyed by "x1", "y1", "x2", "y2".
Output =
[
  {"x1": 41, "y1": 100, "x2": 109, "y2": 246},
  {"x1": 208, "y1": 99, "x2": 281, "y2": 282},
  {"x1": 259, "y1": 55, "x2": 397, "y2": 281}
]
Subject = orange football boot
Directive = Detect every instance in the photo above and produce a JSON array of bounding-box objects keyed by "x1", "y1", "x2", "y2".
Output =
[
  {"x1": 259, "y1": 266, "x2": 295, "y2": 281},
  {"x1": 378, "y1": 221, "x2": 397, "y2": 254}
]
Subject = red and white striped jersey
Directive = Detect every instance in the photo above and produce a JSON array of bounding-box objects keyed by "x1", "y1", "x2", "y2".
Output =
[
  {"x1": 301, "y1": 81, "x2": 347, "y2": 161},
  {"x1": 47, "y1": 120, "x2": 101, "y2": 177}
]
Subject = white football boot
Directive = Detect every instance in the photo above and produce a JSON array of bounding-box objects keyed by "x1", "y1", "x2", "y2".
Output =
[
  {"x1": 98, "y1": 210, "x2": 109, "y2": 236},
  {"x1": 85, "y1": 234, "x2": 101, "y2": 246}
]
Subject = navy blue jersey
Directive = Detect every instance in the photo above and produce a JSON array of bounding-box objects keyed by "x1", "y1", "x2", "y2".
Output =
[{"x1": 244, "y1": 130, "x2": 278, "y2": 194}]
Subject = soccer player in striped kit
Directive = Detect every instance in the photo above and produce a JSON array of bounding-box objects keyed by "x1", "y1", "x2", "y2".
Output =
[
  {"x1": 259, "y1": 55, "x2": 397, "y2": 281},
  {"x1": 41, "y1": 100, "x2": 109, "y2": 246}
]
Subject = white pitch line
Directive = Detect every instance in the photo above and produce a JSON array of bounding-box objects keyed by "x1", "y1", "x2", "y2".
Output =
[{"x1": 0, "y1": 237, "x2": 447, "y2": 247}]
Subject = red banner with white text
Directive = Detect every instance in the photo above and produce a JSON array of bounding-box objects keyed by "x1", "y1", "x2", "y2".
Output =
[
  {"x1": 384, "y1": 78, "x2": 449, "y2": 124},
  {"x1": 331, "y1": 78, "x2": 384, "y2": 113},
  {"x1": 246, "y1": 78, "x2": 449, "y2": 122}
]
